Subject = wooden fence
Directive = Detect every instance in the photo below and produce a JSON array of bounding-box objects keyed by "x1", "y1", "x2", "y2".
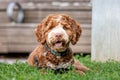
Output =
[{"x1": 0, "y1": 0, "x2": 91, "y2": 53}]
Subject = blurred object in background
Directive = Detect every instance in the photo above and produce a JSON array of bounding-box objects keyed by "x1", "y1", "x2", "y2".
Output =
[
  {"x1": 7, "y1": 2, "x2": 24, "y2": 23},
  {"x1": 0, "y1": 0, "x2": 91, "y2": 54}
]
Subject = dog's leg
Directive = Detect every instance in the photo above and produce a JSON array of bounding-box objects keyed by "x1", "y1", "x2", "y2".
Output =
[
  {"x1": 73, "y1": 59, "x2": 90, "y2": 75},
  {"x1": 28, "y1": 50, "x2": 40, "y2": 66},
  {"x1": 28, "y1": 53, "x2": 35, "y2": 66},
  {"x1": 28, "y1": 46, "x2": 43, "y2": 66},
  {"x1": 34, "y1": 57, "x2": 39, "y2": 67}
]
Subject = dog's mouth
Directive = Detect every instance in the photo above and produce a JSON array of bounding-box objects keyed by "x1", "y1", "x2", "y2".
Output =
[
  {"x1": 53, "y1": 40, "x2": 64, "y2": 47},
  {"x1": 47, "y1": 39, "x2": 69, "y2": 52}
]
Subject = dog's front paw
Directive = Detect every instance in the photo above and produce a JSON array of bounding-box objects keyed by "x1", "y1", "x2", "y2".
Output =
[{"x1": 34, "y1": 57, "x2": 39, "y2": 67}]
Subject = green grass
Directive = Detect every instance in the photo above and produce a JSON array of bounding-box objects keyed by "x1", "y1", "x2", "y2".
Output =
[{"x1": 0, "y1": 55, "x2": 120, "y2": 80}]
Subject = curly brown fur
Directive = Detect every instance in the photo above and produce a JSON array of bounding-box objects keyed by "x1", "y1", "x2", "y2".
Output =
[{"x1": 28, "y1": 14, "x2": 89, "y2": 75}]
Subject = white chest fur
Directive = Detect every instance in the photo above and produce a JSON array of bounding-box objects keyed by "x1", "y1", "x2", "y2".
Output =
[{"x1": 46, "y1": 59, "x2": 73, "y2": 70}]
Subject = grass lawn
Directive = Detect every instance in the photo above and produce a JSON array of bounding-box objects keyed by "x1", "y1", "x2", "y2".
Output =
[{"x1": 0, "y1": 55, "x2": 120, "y2": 80}]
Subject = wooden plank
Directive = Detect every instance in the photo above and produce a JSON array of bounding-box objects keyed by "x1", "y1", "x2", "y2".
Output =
[
  {"x1": 78, "y1": 36, "x2": 91, "y2": 44},
  {"x1": 0, "y1": 45, "x2": 8, "y2": 53},
  {"x1": 7, "y1": 36, "x2": 37, "y2": 44},
  {"x1": 0, "y1": 23, "x2": 90, "y2": 28},
  {"x1": 34, "y1": 3, "x2": 91, "y2": 11},
  {"x1": 7, "y1": 44, "x2": 36, "y2": 52},
  {"x1": 0, "y1": 11, "x2": 91, "y2": 23},
  {"x1": 0, "y1": 37, "x2": 8, "y2": 53},
  {"x1": 0, "y1": 23, "x2": 36, "y2": 28},
  {"x1": 92, "y1": 0, "x2": 120, "y2": 61},
  {"x1": 0, "y1": 23, "x2": 90, "y2": 27},
  {"x1": 22, "y1": 19, "x2": 91, "y2": 24},
  {"x1": 71, "y1": 45, "x2": 91, "y2": 53},
  {"x1": 0, "y1": 11, "x2": 91, "y2": 17},
  {"x1": 0, "y1": 36, "x2": 8, "y2": 43},
  {"x1": 0, "y1": 0, "x2": 90, "y2": 3},
  {"x1": 81, "y1": 28, "x2": 91, "y2": 36},
  {"x1": 0, "y1": 28, "x2": 34, "y2": 36},
  {"x1": 0, "y1": 19, "x2": 91, "y2": 24},
  {"x1": 0, "y1": 2, "x2": 91, "y2": 10},
  {"x1": 0, "y1": 10, "x2": 91, "y2": 18}
]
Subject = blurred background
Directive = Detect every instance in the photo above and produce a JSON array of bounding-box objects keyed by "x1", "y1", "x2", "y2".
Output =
[{"x1": 0, "y1": 0, "x2": 91, "y2": 63}]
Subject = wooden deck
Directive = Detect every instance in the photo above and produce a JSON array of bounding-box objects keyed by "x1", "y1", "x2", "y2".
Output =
[{"x1": 0, "y1": 0, "x2": 92, "y2": 53}]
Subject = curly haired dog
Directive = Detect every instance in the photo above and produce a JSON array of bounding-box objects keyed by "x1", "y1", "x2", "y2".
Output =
[{"x1": 28, "y1": 14, "x2": 89, "y2": 74}]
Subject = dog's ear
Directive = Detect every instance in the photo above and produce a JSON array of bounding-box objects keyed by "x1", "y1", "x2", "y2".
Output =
[
  {"x1": 69, "y1": 18, "x2": 82, "y2": 45},
  {"x1": 34, "y1": 17, "x2": 48, "y2": 45}
]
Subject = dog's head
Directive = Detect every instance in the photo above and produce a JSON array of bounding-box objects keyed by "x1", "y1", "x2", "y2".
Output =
[{"x1": 35, "y1": 14, "x2": 82, "y2": 52}]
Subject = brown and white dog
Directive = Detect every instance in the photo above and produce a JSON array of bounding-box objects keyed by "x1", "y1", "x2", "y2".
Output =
[{"x1": 28, "y1": 14, "x2": 89, "y2": 74}]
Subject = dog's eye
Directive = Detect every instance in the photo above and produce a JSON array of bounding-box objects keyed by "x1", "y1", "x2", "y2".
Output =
[
  {"x1": 63, "y1": 27, "x2": 66, "y2": 30},
  {"x1": 63, "y1": 26, "x2": 70, "y2": 30},
  {"x1": 63, "y1": 26, "x2": 69, "y2": 30}
]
